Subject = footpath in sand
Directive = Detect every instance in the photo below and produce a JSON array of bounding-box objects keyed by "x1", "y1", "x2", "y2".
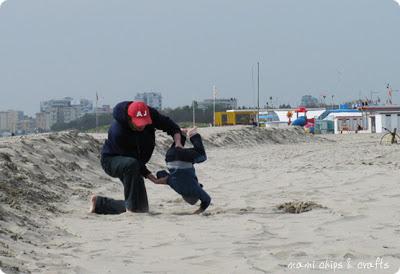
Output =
[{"x1": 0, "y1": 126, "x2": 400, "y2": 273}]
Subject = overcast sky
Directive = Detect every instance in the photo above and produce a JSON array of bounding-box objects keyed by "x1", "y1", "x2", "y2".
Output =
[{"x1": 0, "y1": 0, "x2": 399, "y2": 115}]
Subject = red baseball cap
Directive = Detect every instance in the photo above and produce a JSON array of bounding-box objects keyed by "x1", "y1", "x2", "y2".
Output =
[{"x1": 127, "y1": 101, "x2": 152, "y2": 127}]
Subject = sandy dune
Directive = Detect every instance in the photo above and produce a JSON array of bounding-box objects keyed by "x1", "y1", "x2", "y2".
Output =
[{"x1": 0, "y1": 126, "x2": 399, "y2": 273}]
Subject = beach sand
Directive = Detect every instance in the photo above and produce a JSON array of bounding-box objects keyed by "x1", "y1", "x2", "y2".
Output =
[{"x1": 0, "y1": 126, "x2": 399, "y2": 273}]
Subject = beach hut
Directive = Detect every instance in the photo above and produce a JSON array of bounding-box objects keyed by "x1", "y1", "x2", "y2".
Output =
[
  {"x1": 314, "y1": 108, "x2": 363, "y2": 134},
  {"x1": 358, "y1": 106, "x2": 400, "y2": 133},
  {"x1": 214, "y1": 110, "x2": 258, "y2": 126},
  {"x1": 333, "y1": 115, "x2": 363, "y2": 134}
]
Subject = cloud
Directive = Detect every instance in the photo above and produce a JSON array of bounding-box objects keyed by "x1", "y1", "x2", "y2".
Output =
[
  {"x1": 394, "y1": 0, "x2": 400, "y2": 6},
  {"x1": 0, "y1": 0, "x2": 7, "y2": 8}
]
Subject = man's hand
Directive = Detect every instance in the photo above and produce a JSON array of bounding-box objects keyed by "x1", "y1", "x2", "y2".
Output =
[{"x1": 146, "y1": 173, "x2": 168, "y2": 185}]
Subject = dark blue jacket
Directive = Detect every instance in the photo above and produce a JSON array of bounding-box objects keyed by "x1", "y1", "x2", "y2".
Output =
[
  {"x1": 101, "y1": 101, "x2": 181, "y2": 176},
  {"x1": 165, "y1": 134, "x2": 207, "y2": 164}
]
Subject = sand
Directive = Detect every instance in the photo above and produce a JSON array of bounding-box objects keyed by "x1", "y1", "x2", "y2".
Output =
[{"x1": 0, "y1": 126, "x2": 399, "y2": 273}]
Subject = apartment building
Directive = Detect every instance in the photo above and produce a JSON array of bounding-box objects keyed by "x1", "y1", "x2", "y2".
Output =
[{"x1": 135, "y1": 92, "x2": 162, "y2": 110}]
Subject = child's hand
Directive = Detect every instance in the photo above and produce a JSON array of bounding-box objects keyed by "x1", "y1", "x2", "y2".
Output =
[
  {"x1": 187, "y1": 127, "x2": 198, "y2": 138},
  {"x1": 181, "y1": 127, "x2": 197, "y2": 138}
]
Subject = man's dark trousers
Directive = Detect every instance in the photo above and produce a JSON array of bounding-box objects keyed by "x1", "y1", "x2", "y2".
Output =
[{"x1": 95, "y1": 155, "x2": 149, "y2": 214}]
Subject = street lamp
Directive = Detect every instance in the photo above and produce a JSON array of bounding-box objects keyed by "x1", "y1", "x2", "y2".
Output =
[
  {"x1": 192, "y1": 100, "x2": 196, "y2": 127},
  {"x1": 213, "y1": 86, "x2": 217, "y2": 127}
]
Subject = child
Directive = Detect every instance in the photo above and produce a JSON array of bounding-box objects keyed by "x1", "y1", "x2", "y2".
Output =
[{"x1": 157, "y1": 128, "x2": 211, "y2": 214}]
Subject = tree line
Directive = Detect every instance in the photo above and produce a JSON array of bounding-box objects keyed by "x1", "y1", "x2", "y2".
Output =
[
  {"x1": 51, "y1": 113, "x2": 113, "y2": 132},
  {"x1": 161, "y1": 103, "x2": 228, "y2": 124},
  {"x1": 51, "y1": 103, "x2": 229, "y2": 132}
]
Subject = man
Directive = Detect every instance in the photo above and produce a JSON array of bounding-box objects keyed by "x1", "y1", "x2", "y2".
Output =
[{"x1": 90, "y1": 101, "x2": 182, "y2": 214}]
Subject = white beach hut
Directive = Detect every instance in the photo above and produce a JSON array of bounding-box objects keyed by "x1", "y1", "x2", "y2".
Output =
[{"x1": 358, "y1": 106, "x2": 400, "y2": 133}]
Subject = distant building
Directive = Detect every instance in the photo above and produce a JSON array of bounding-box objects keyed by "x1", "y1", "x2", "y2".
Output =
[
  {"x1": 135, "y1": 92, "x2": 162, "y2": 110},
  {"x1": 39, "y1": 97, "x2": 94, "y2": 128},
  {"x1": 40, "y1": 97, "x2": 94, "y2": 114},
  {"x1": 0, "y1": 111, "x2": 9, "y2": 131},
  {"x1": 95, "y1": 105, "x2": 112, "y2": 114},
  {"x1": 40, "y1": 97, "x2": 73, "y2": 112},
  {"x1": 17, "y1": 117, "x2": 36, "y2": 133},
  {"x1": 79, "y1": 98, "x2": 94, "y2": 114},
  {"x1": 300, "y1": 95, "x2": 319, "y2": 108},
  {"x1": 0, "y1": 110, "x2": 24, "y2": 133},
  {"x1": 198, "y1": 98, "x2": 238, "y2": 110},
  {"x1": 43, "y1": 107, "x2": 78, "y2": 126},
  {"x1": 0, "y1": 112, "x2": 7, "y2": 130},
  {"x1": 62, "y1": 106, "x2": 81, "y2": 123},
  {"x1": 35, "y1": 112, "x2": 52, "y2": 131},
  {"x1": 8, "y1": 110, "x2": 24, "y2": 133}
]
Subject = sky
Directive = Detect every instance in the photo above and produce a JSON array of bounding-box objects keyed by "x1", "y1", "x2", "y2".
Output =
[{"x1": 0, "y1": 0, "x2": 399, "y2": 115}]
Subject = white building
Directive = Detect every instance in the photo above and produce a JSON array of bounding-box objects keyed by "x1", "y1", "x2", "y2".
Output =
[
  {"x1": 359, "y1": 106, "x2": 400, "y2": 133},
  {"x1": 320, "y1": 111, "x2": 364, "y2": 134},
  {"x1": 79, "y1": 98, "x2": 94, "y2": 114},
  {"x1": 272, "y1": 108, "x2": 326, "y2": 124},
  {"x1": 198, "y1": 98, "x2": 238, "y2": 110},
  {"x1": 333, "y1": 115, "x2": 363, "y2": 134},
  {"x1": 40, "y1": 97, "x2": 73, "y2": 112},
  {"x1": 39, "y1": 97, "x2": 94, "y2": 127},
  {"x1": 135, "y1": 92, "x2": 162, "y2": 110}
]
